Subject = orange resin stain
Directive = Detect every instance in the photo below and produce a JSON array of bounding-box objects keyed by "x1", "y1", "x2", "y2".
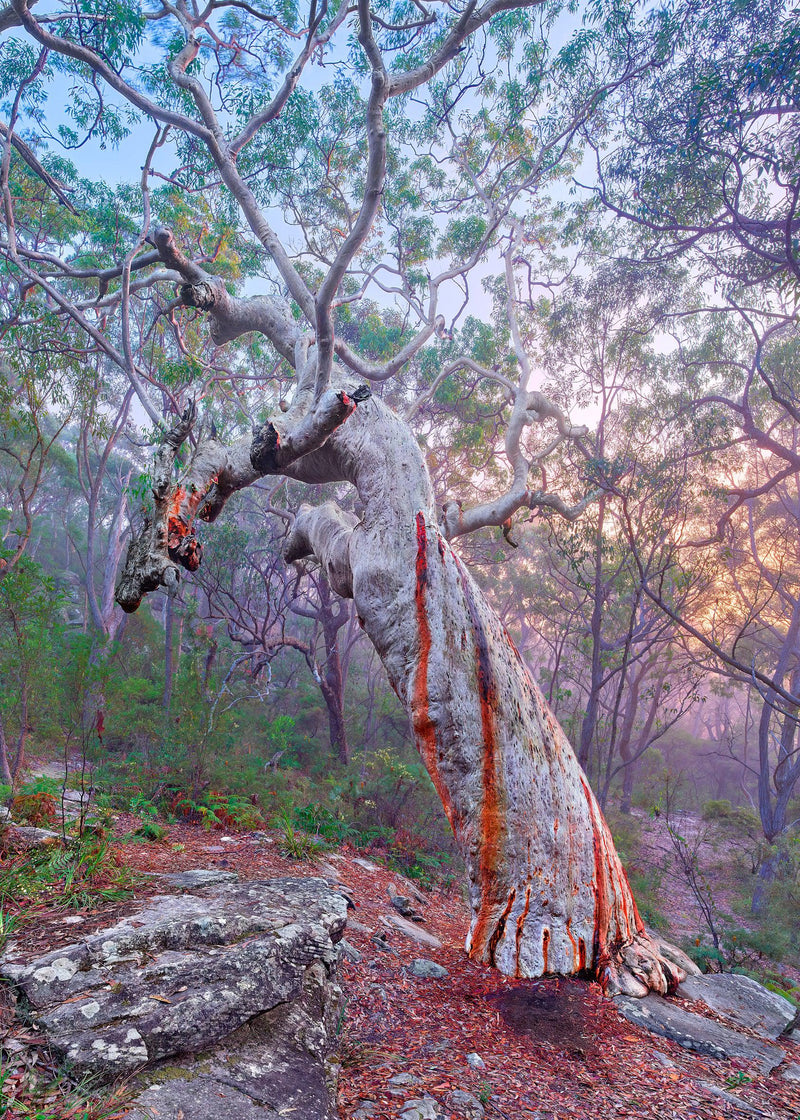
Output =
[
  {"x1": 618, "y1": 858, "x2": 645, "y2": 935},
  {"x1": 167, "y1": 487, "x2": 200, "y2": 571},
  {"x1": 167, "y1": 477, "x2": 219, "y2": 572},
  {"x1": 166, "y1": 486, "x2": 187, "y2": 544},
  {"x1": 514, "y1": 885, "x2": 532, "y2": 976},
  {"x1": 454, "y1": 554, "x2": 505, "y2": 962},
  {"x1": 578, "y1": 774, "x2": 641, "y2": 982},
  {"x1": 488, "y1": 889, "x2": 516, "y2": 966},
  {"x1": 335, "y1": 389, "x2": 358, "y2": 423},
  {"x1": 579, "y1": 775, "x2": 612, "y2": 973},
  {"x1": 565, "y1": 917, "x2": 578, "y2": 969},
  {"x1": 412, "y1": 513, "x2": 456, "y2": 832},
  {"x1": 542, "y1": 926, "x2": 551, "y2": 973}
]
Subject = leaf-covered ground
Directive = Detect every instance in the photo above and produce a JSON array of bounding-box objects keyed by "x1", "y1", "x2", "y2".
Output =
[
  {"x1": 0, "y1": 801, "x2": 793, "y2": 1115},
  {"x1": 1, "y1": 817, "x2": 799, "y2": 1119}
]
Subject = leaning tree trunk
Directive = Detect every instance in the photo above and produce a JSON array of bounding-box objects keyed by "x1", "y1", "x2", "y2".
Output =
[
  {"x1": 275, "y1": 394, "x2": 679, "y2": 997},
  {"x1": 118, "y1": 384, "x2": 681, "y2": 997}
]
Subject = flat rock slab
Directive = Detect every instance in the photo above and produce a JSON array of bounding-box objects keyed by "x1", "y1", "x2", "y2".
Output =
[
  {"x1": 677, "y1": 973, "x2": 798, "y2": 1040},
  {"x1": 381, "y1": 913, "x2": 442, "y2": 950},
  {"x1": 148, "y1": 868, "x2": 240, "y2": 889},
  {"x1": 614, "y1": 994, "x2": 786, "y2": 1074},
  {"x1": 125, "y1": 966, "x2": 338, "y2": 1120},
  {"x1": 128, "y1": 1076, "x2": 270, "y2": 1120},
  {"x1": 696, "y1": 1080, "x2": 764, "y2": 1115},
  {"x1": 317, "y1": 860, "x2": 344, "y2": 880},
  {"x1": 10, "y1": 824, "x2": 74, "y2": 848},
  {"x1": 352, "y1": 858, "x2": 380, "y2": 872},
  {"x1": 2, "y1": 876, "x2": 348, "y2": 1120}
]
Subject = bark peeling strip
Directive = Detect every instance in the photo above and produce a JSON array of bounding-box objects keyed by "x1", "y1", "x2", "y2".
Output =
[{"x1": 488, "y1": 889, "x2": 516, "y2": 967}]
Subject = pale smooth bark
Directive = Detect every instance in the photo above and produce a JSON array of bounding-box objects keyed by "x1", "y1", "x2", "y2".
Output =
[{"x1": 284, "y1": 393, "x2": 678, "y2": 995}]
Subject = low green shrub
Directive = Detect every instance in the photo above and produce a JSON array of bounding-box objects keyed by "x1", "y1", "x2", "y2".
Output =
[
  {"x1": 276, "y1": 813, "x2": 326, "y2": 860},
  {"x1": 701, "y1": 799, "x2": 760, "y2": 831},
  {"x1": 133, "y1": 820, "x2": 169, "y2": 842},
  {"x1": 382, "y1": 827, "x2": 456, "y2": 890},
  {"x1": 19, "y1": 775, "x2": 61, "y2": 795},
  {"x1": 171, "y1": 790, "x2": 265, "y2": 831},
  {"x1": 292, "y1": 802, "x2": 359, "y2": 844},
  {"x1": 683, "y1": 938, "x2": 727, "y2": 972}
]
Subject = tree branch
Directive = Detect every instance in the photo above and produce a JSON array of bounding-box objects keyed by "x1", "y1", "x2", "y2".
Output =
[
  {"x1": 314, "y1": 0, "x2": 388, "y2": 397},
  {"x1": 10, "y1": 0, "x2": 213, "y2": 140},
  {"x1": 152, "y1": 228, "x2": 300, "y2": 361},
  {"x1": 0, "y1": 120, "x2": 76, "y2": 212}
]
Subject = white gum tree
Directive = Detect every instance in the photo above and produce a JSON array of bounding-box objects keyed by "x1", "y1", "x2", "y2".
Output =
[{"x1": 0, "y1": 0, "x2": 687, "y2": 994}]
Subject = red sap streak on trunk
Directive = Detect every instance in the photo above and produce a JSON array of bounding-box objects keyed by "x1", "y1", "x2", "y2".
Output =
[
  {"x1": 565, "y1": 918, "x2": 578, "y2": 969},
  {"x1": 454, "y1": 557, "x2": 504, "y2": 960},
  {"x1": 412, "y1": 513, "x2": 456, "y2": 831},
  {"x1": 503, "y1": 629, "x2": 521, "y2": 657},
  {"x1": 542, "y1": 926, "x2": 551, "y2": 973},
  {"x1": 594, "y1": 801, "x2": 638, "y2": 943},
  {"x1": 577, "y1": 938, "x2": 587, "y2": 971},
  {"x1": 515, "y1": 885, "x2": 532, "y2": 976},
  {"x1": 488, "y1": 889, "x2": 516, "y2": 966},
  {"x1": 578, "y1": 775, "x2": 641, "y2": 980},
  {"x1": 579, "y1": 775, "x2": 612, "y2": 973}
]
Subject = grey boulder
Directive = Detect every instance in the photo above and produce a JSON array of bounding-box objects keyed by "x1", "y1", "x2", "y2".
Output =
[
  {"x1": 446, "y1": 1089, "x2": 485, "y2": 1118},
  {"x1": 399, "y1": 1097, "x2": 444, "y2": 1120},
  {"x1": 409, "y1": 958, "x2": 448, "y2": 979},
  {"x1": 2, "y1": 877, "x2": 348, "y2": 1120},
  {"x1": 677, "y1": 972, "x2": 798, "y2": 1039}
]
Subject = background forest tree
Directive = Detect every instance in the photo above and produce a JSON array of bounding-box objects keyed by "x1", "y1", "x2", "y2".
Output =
[{"x1": 0, "y1": 0, "x2": 798, "y2": 985}]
